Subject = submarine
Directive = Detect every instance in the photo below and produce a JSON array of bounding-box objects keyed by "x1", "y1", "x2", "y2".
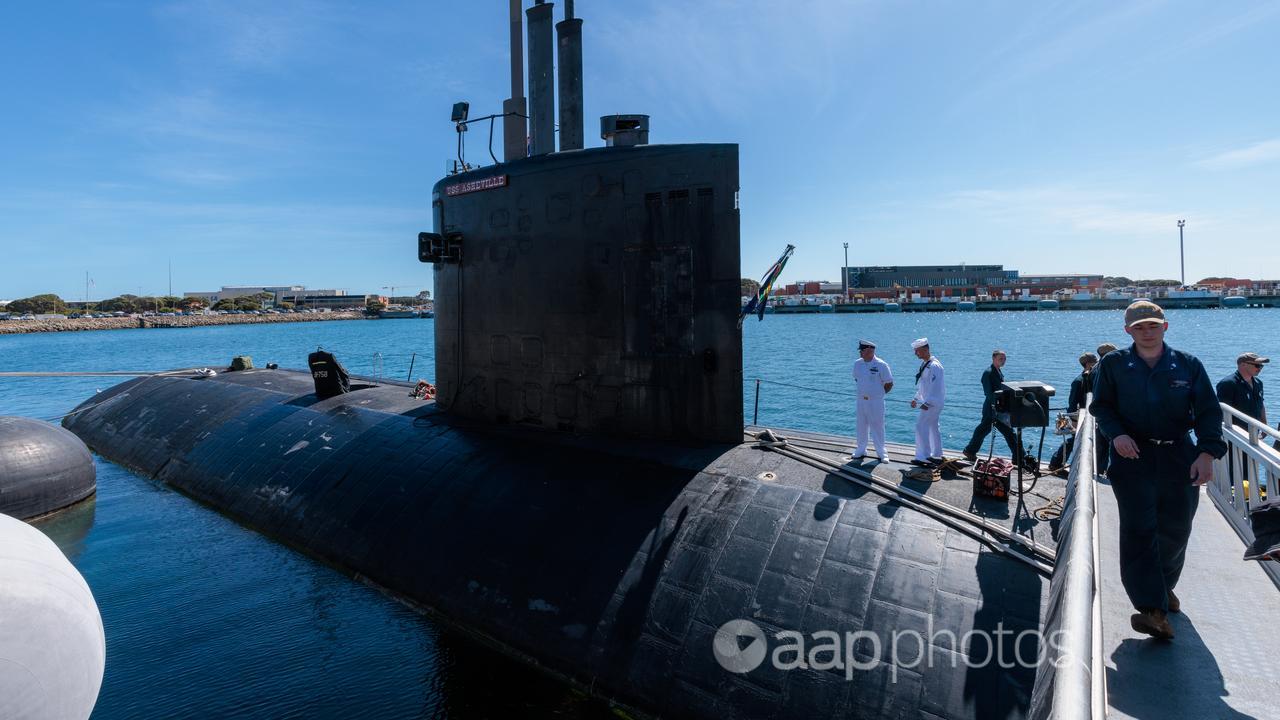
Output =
[{"x1": 63, "y1": 3, "x2": 1094, "y2": 718}]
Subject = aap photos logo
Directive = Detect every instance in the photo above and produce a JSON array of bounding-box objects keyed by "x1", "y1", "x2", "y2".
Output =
[{"x1": 713, "y1": 620, "x2": 768, "y2": 673}]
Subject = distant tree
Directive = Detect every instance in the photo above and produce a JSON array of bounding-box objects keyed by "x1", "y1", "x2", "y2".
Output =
[
  {"x1": 8, "y1": 294, "x2": 67, "y2": 314},
  {"x1": 1103, "y1": 276, "x2": 1132, "y2": 288},
  {"x1": 1136, "y1": 279, "x2": 1181, "y2": 287},
  {"x1": 212, "y1": 298, "x2": 237, "y2": 310},
  {"x1": 415, "y1": 290, "x2": 432, "y2": 301},
  {"x1": 96, "y1": 295, "x2": 133, "y2": 312},
  {"x1": 277, "y1": 301, "x2": 294, "y2": 309},
  {"x1": 741, "y1": 278, "x2": 760, "y2": 297},
  {"x1": 366, "y1": 297, "x2": 386, "y2": 312},
  {"x1": 133, "y1": 296, "x2": 162, "y2": 312},
  {"x1": 177, "y1": 297, "x2": 204, "y2": 311}
]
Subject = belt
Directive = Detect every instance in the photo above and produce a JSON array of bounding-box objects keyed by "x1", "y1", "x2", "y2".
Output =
[{"x1": 1141, "y1": 435, "x2": 1188, "y2": 446}]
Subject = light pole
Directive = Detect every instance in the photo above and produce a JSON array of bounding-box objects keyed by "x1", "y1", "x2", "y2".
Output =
[
  {"x1": 1177, "y1": 219, "x2": 1186, "y2": 287},
  {"x1": 842, "y1": 242, "x2": 849, "y2": 301}
]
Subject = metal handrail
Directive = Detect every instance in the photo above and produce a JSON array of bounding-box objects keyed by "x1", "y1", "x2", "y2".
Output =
[
  {"x1": 1207, "y1": 402, "x2": 1280, "y2": 591},
  {"x1": 1220, "y1": 402, "x2": 1280, "y2": 441},
  {"x1": 1029, "y1": 406, "x2": 1106, "y2": 720}
]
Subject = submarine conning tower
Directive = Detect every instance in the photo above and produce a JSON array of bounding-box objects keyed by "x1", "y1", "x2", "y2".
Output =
[{"x1": 423, "y1": 1, "x2": 742, "y2": 444}]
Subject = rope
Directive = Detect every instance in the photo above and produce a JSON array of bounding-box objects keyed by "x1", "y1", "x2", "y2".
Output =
[
  {"x1": 17, "y1": 368, "x2": 212, "y2": 423},
  {"x1": 754, "y1": 429, "x2": 1054, "y2": 574},
  {"x1": 0, "y1": 371, "x2": 173, "y2": 377},
  {"x1": 1034, "y1": 495, "x2": 1066, "y2": 522}
]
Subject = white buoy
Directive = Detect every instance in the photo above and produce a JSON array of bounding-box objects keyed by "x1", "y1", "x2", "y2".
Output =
[{"x1": 0, "y1": 512, "x2": 105, "y2": 720}]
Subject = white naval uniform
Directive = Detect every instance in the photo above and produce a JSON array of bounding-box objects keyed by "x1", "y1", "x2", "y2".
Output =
[
  {"x1": 852, "y1": 356, "x2": 894, "y2": 458},
  {"x1": 912, "y1": 357, "x2": 946, "y2": 461}
]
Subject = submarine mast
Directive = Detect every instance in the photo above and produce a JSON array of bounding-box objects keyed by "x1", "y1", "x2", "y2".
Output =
[{"x1": 421, "y1": 1, "x2": 743, "y2": 443}]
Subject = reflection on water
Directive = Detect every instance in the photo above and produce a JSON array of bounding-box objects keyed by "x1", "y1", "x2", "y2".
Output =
[{"x1": 32, "y1": 495, "x2": 96, "y2": 561}]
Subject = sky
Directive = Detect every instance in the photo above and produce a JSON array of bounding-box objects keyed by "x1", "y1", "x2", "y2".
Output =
[{"x1": 1, "y1": 0, "x2": 1278, "y2": 302}]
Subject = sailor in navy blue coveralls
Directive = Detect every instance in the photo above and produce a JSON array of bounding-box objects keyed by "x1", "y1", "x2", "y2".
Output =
[{"x1": 1090, "y1": 301, "x2": 1225, "y2": 638}]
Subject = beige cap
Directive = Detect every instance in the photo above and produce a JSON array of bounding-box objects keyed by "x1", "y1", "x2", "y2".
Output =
[
  {"x1": 1238, "y1": 352, "x2": 1270, "y2": 365},
  {"x1": 1124, "y1": 300, "x2": 1166, "y2": 328}
]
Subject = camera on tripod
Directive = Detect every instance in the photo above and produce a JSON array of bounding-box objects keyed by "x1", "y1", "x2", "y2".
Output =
[{"x1": 993, "y1": 381, "x2": 1056, "y2": 429}]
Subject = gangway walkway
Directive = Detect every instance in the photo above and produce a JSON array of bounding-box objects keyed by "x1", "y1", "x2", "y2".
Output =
[{"x1": 1098, "y1": 403, "x2": 1280, "y2": 720}]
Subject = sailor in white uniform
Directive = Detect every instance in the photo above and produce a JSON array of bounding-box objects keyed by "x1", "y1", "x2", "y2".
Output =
[
  {"x1": 910, "y1": 337, "x2": 946, "y2": 464},
  {"x1": 851, "y1": 339, "x2": 894, "y2": 461}
]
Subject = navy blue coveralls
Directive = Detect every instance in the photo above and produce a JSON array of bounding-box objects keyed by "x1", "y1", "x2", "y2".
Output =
[
  {"x1": 1216, "y1": 370, "x2": 1264, "y2": 426},
  {"x1": 1066, "y1": 369, "x2": 1109, "y2": 473},
  {"x1": 1068, "y1": 370, "x2": 1093, "y2": 414},
  {"x1": 1217, "y1": 370, "x2": 1266, "y2": 484},
  {"x1": 1091, "y1": 344, "x2": 1225, "y2": 612},
  {"x1": 963, "y1": 364, "x2": 1023, "y2": 463}
]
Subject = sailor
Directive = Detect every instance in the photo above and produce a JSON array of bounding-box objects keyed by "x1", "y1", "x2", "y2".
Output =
[
  {"x1": 961, "y1": 350, "x2": 1023, "y2": 465},
  {"x1": 1068, "y1": 352, "x2": 1099, "y2": 414},
  {"x1": 851, "y1": 339, "x2": 894, "y2": 461},
  {"x1": 1049, "y1": 351, "x2": 1098, "y2": 473},
  {"x1": 1093, "y1": 343, "x2": 1119, "y2": 474},
  {"x1": 909, "y1": 337, "x2": 945, "y2": 465},
  {"x1": 1216, "y1": 352, "x2": 1268, "y2": 490},
  {"x1": 1216, "y1": 352, "x2": 1268, "y2": 428},
  {"x1": 1090, "y1": 300, "x2": 1225, "y2": 640}
]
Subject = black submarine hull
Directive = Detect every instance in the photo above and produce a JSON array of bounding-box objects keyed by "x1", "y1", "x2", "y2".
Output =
[{"x1": 65, "y1": 368, "x2": 1051, "y2": 719}]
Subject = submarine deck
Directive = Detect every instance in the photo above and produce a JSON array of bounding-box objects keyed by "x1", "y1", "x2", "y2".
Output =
[{"x1": 743, "y1": 425, "x2": 1068, "y2": 555}]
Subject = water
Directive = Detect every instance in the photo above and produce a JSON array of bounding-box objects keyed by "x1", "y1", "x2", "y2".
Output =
[
  {"x1": 744, "y1": 308, "x2": 1279, "y2": 453},
  {"x1": 2, "y1": 309, "x2": 1276, "y2": 718},
  {"x1": 2, "y1": 320, "x2": 611, "y2": 720}
]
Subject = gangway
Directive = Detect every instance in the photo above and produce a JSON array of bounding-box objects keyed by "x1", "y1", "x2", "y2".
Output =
[{"x1": 1097, "y1": 403, "x2": 1280, "y2": 719}]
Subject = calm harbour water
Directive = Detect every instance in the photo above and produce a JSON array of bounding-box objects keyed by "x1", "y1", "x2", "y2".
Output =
[{"x1": 2, "y1": 308, "x2": 1276, "y2": 718}]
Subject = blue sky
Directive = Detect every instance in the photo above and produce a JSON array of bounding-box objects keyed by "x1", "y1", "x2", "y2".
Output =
[{"x1": 2, "y1": 1, "x2": 1278, "y2": 301}]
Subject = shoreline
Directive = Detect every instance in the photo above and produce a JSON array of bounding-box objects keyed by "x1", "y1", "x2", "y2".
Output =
[
  {"x1": 0, "y1": 311, "x2": 369, "y2": 336},
  {"x1": 770, "y1": 295, "x2": 1280, "y2": 314}
]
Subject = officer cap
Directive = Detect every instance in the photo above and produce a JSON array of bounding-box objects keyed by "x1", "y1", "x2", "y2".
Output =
[
  {"x1": 1124, "y1": 300, "x2": 1166, "y2": 328},
  {"x1": 1238, "y1": 352, "x2": 1270, "y2": 365},
  {"x1": 911, "y1": 337, "x2": 929, "y2": 350},
  {"x1": 857, "y1": 339, "x2": 876, "y2": 350}
]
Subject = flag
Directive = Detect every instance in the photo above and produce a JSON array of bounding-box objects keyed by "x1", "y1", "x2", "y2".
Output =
[{"x1": 740, "y1": 244, "x2": 795, "y2": 325}]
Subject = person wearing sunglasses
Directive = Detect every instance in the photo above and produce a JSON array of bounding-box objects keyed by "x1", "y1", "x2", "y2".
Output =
[
  {"x1": 1217, "y1": 352, "x2": 1271, "y2": 499},
  {"x1": 1216, "y1": 352, "x2": 1268, "y2": 430}
]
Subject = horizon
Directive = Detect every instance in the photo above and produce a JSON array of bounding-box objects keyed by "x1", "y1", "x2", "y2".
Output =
[{"x1": 2, "y1": 1, "x2": 1278, "y2": 301}]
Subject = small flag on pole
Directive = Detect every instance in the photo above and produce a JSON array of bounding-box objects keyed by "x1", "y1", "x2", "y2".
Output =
[{"x1": 740, "y1": 244, "x2": 795, "y2": 326}]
